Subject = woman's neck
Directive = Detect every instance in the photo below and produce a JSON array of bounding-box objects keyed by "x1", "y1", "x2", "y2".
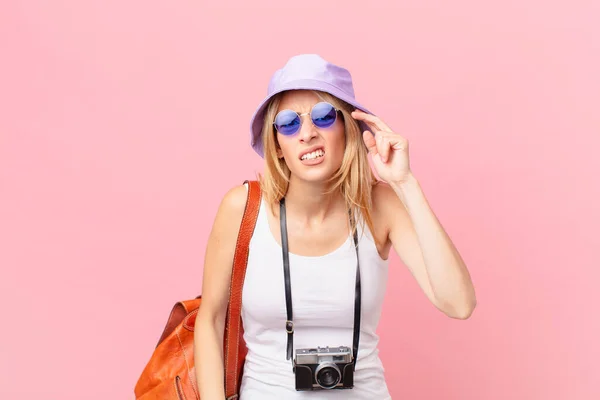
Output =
[{"x1": 282, "y1": 176, "x2": 345, "y2": 226}]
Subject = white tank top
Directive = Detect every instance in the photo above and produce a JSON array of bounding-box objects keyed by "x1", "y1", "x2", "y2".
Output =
[{"x1": 239, "y1": 190, "x2": 392, "y2": 399}]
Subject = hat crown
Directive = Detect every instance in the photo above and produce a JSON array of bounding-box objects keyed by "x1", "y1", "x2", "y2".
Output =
[{"x1": 267, "y1": 54, "x2": 355, "y2": 98}]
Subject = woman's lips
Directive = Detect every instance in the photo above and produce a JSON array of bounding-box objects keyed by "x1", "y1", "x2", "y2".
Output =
[{"x1": 299, "y1": 148, "x2": 325, "y2": 166}]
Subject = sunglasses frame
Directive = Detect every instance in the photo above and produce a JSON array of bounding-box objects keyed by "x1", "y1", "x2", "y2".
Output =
[{"x1": 273, "y1": 101, "x2": 341, "y2": 136}]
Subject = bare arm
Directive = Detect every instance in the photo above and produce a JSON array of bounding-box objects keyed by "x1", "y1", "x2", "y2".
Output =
[
  {"x1": 193, "y1": 184, "x2": 248, "y2": 399},
  {"x1": 376, "y1": 176, "x2": 477, "y2": 319},
  {"x1": 352, "y1": 109, "x2": 475, "y2": 319}
]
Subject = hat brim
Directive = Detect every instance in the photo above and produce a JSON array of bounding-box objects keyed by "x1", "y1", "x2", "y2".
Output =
[{"x1": 249, "y1": 79, "x2": 375, "y2": 158}]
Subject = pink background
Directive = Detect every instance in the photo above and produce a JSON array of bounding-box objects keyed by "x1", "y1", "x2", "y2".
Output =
[{"x1": 1, "y1": 1, "x2": 598, "y2": 399}]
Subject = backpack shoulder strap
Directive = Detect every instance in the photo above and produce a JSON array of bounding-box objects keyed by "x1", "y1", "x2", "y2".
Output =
[{"x1": 224, "y1": 180, "x2": 261, "y2": 398}]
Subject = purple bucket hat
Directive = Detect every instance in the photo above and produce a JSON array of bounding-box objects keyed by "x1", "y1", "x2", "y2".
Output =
[{"x1": 249, "y1": 54, "x2": 375, "y2": 158}]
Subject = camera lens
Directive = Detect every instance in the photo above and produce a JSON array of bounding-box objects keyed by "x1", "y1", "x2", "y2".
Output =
[{"x1": 315, "y1": 363, "x2": 341, "y2": 389}]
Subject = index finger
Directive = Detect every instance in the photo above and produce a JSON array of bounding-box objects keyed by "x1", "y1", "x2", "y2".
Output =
[{"x1": 351, "y1": 110, "x2": 392, "y2": 132}]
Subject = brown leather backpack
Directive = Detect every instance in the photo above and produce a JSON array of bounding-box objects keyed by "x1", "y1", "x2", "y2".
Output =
[{"x1": 134, "y1": 180, "x2": 262, "y2": 400}]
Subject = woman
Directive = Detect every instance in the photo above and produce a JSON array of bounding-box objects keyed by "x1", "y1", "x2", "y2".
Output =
[{"x1": 194, "y1": 54, "x2": 476, "y2": 399}]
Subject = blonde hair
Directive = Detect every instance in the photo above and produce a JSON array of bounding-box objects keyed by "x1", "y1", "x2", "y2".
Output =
[{"x1": 257, "y1": 90, "x2": 379, "y2": 243}]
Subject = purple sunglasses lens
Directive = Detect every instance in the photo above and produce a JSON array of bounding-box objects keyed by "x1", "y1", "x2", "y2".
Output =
[
  {"x1": 311, "y1": 102, "x2": 337, "y2": 128},
  {"x1": 274, "y1": 110, "x2": 301, "y2": 135}
]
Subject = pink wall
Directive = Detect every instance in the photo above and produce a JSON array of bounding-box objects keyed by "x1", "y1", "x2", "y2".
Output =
[{"x1": 1, "y1": 1, "x2": 598, "y2": 399}]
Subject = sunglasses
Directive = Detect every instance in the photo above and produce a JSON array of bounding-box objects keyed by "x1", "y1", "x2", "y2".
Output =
[{"x1": 273, "y1": 102, "x2": 340, "y2": 136}]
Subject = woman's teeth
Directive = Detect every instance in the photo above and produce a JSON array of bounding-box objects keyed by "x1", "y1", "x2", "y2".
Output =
[{"x1": 301, "y1": 149, "x2": 324, "y2": 160}]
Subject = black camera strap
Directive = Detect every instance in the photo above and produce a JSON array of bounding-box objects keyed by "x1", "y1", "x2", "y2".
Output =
[{"x1": 279, "y1": 197, "x2": 362, "y2": 369}]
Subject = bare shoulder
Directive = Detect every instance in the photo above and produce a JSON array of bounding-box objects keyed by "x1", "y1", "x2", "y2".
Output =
[
  {"x1": 205, "y1": 183, "x2": 250, "y2": 270},
  {"x1": 365, "y1": 182, "x2": 396, "y2": 258},
  {"x1": 372, "y1": 180, "x2": 396, "y2": 204},
  {"x1": 215, "y1": 184, "x2": 248, "y2": 224},
  {"x1": 372, "y1": 181, "x2": 407, "y2": 218},
  {"x1": 371, "y1": 181, "x2": 410, "y2": 241},
  {"x1": 208, "y1": 185, "x2": 248, "y2": 257},
  {"x1": 206, "y1": 183, "x2": 250, "y2": 257}
]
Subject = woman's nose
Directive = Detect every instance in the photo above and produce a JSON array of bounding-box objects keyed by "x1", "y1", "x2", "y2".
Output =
[{"x1": 297, "y1": 115, "x2": 318, "y2": 142}]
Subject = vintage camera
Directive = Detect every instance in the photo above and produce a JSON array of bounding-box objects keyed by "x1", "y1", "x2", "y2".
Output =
[{"x1": 293, "y1": 345, "x2": 355, "y2": 390}]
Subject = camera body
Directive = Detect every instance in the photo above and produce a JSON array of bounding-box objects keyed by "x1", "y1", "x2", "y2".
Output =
[{"x1": 293, "y1": 346, "x2": 355, "y2": 390}]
